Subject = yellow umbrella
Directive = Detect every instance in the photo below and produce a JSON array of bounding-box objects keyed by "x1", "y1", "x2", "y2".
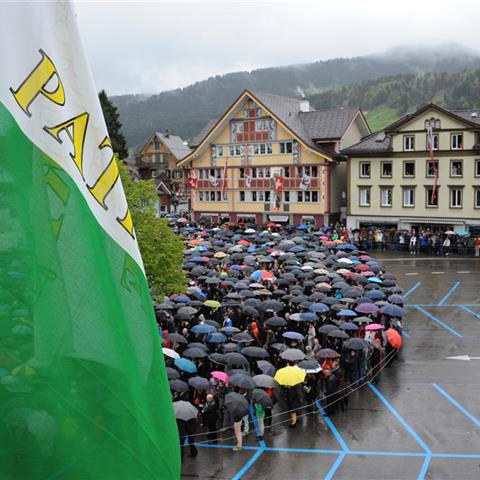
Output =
[
  {"x1": 274, "y1": 366, "x2": 306, "y2": 387},
  {"x1": 214, "y1": 252, "x2": 227, "y2": 258},
  {"x1": 203, "y1": 300, "x2": 222, "y2": 308}
]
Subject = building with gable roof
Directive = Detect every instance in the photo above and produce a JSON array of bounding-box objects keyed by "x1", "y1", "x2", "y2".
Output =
[
  {"x1": 343, "y1": 103, "x2": 480, "y2": 233},
  {"x1": 178, "y1": 89, "x2": 370, "y2": 226},
  {"x1": 136, "y1": 130, "x2": 191, "y2": 214}
]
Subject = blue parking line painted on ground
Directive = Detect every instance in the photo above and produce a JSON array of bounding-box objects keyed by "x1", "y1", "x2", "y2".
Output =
[
  {"x1": 231, "y1": 446, "x2": 266, "y2": 480},
  {"x1": 315, "y1": 400, "x2": 349, "y2": 452},
  {"x1": 402, "y1": 330, "x2": 410, "y2": 338},
  {"x1": 460, "y1": 305, "x2": 480, "y2": 320},
  {"x1": 414, "y1": 306, "x2": 463, "y2": 337},
  {"x1": 347, "y1": 450, "x2": 425, "y2": 457},
  {"x1": 433, "y1": 453, "x2": 480, "y2": 459},
  {"x1": 432, "y1": 383, "x2": 480, "y2": 428},
  {"x1": 324, "y1": 452, "x2": 346, "y2": 480},
  {"x1": 265, "y1": 447, "x2": 342, "y2": 454},
  {"x1": 417, "y1": 454, "x2": 432, "y2": 480},
  {"x1": 368, "y1": 384, "x2": 431, "y2": 454},
  {"x1": 438, "y1": 281, "x2": 460, "y2": 305},
  {"x1": 404, "y1": 282, "x2": 422, "y2": 299},
  {"x1": 196, "y1": 443, "x2": 259, "y2": 451}
]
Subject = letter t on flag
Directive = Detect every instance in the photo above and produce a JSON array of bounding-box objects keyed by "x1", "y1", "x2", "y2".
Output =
[{"x1": 0, "y1": 3, "x2": 180, "y2": 479}]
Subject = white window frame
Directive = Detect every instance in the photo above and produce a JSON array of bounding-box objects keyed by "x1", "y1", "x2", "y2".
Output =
[
  {"x1": 280, "y1": 141, "x2": 293, "y2": 154},
  {"x1": 475, "y1": 159, "x2": 480, "y2": 177},
  {"x1": 404, "y1": 135, "x2": 415, "y2": 152},
  {"x1": 359, "y1": 187, "x2": 371, "y2": 207},
  {"x1": 450, "y1": 159, "x2": 463, "y2": 177},
  {"x1": 403, "y1": 161, "x2": 415, "y2": 177},
  {"x1": 381, "y1": 161, "x2": 393, "y2": 178},
  {"x1": 402, "y1": 188, "x2": 415, "y2": 207},
  {"x1": 359, "y1": 161, "x2": 371, "y2": 178},
  {"x1": 474, "y1": 187, "x2": 480, "y2": 209},
  {"x1": 451, "y1": 133, "x2": 463, "y2": 150},
  {"x1": 380, "y1": 187, "x2": 393, "y2": 207},
  {"x1": 450, "y1": 188, "x2": 462, "y2": 208}
]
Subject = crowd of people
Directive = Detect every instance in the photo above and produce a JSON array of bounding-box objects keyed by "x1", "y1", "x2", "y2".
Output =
[{"x1": 159, "y1": 222, "x2": 405, "y2": 458}]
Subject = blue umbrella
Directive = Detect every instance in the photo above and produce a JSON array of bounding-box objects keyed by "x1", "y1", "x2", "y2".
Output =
[
  {"x1": 174, "y1": 295, "x2": 191, "y2": 303},
  {"x1": 365, "y1": 290, "x2": 386, "y2": 300},
  {"x1": 457, "y1": 230, "x2": 469, "y2": 236},
  {"x1": 337, "y1": 309, "x2": 357, "y2": 317},
  {"x1": 340, "y1": 322, "x2": 359, "y2": 331},
  {"x1": 174, "y1": 357, "x2": 197, "y2": 374},
  {"x1": 380, "y1": 304, "x2": 405, "y2": 318},
  {"x1": 387, "y1": 294, "x2": 404, "y2": 305},
  {"x1": 289, "y1": 245, "x2": 305, "y2": 253},
  {"x1": 206, "y1": 332, "x2": 228, "y2": 344},
  {"x1": 310, "y1": 303, "x2": 330, "y2": 313},
  {"x1": 189, "y1": 256, "x2": 208, "y2": 263},
  {"x1": 368, "y1": 277, "x2": 382, "y2": 284},
  {"x1": 191, "y1": 324, "x2": 217, "y2": 334},
  {"x1": 282, "y1": 331, "x2": 305, "y2": 341},
  {"x1": 290, "y1": 312, "x2": 318, "y2": 322},
  {"x1": 296, "y1": 224, "x2": 310, "y2": 230},
  {"x1": 336, "y1": 243, "x2": 357, "y2": 251}
]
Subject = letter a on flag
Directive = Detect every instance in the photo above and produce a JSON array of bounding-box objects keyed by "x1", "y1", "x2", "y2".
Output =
[{"x1": 0, "y1": 3, "x2": 180, "y2": 479}]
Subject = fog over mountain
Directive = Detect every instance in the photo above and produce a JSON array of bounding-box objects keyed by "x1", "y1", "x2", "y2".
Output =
[{"x1": 110, "y1": 45, "x2": 480, "y2": 148}]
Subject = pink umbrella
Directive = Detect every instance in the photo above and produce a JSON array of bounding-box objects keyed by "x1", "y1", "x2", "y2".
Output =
[
  {"x1": 211, "y1": 371, "x2": 229, "y2": 383},
  {"x1": 365, "y1": 323, "x2": 384, "y2": 331}
]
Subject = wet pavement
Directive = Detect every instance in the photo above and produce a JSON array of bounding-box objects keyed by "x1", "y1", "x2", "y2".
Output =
[{"x1": 181, "y1": 254, "x2": 480, "y2": 480}]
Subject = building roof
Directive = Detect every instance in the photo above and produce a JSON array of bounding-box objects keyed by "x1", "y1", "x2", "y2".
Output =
[
  {"x1": 342, "y1": 131, "x2": 392, "y2": 155},
  {"x1": 154, "y1": 131, "x2": 191, "y2": 160},
  {"x1": 300, "y1": 107, "x2": 359, "y2": 140},
  {"x1": 188, "y1": 90, "x2": 365, "y2": 158},
  {"x1": 343, "y1": 103, "x2": 480, "y2": 156},
  {"x1": 190, "y1": 119, "x2": 218, "y2": 147},
  {"x1": 450, "y1": 109, "x2": 480, "y2": 125}
]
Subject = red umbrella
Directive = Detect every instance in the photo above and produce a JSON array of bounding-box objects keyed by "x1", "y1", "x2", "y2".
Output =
[
  {"x1": 355, "y1": 264, "x2": 370, "y2": 271},
  {"x1": 237, "y1": 240, "x2": 249, "y2": 246},
  {"x1": 386, "y1": 328, "x2": 402, "y2": 349}
]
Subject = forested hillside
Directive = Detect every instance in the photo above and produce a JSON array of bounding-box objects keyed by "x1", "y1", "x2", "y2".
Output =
[
  {"x1": 308, "y1": 68, "x2": 480, "y2": 131},
  {"x1": 110, "y1": 45, "x2": 480, "y2": 147}
]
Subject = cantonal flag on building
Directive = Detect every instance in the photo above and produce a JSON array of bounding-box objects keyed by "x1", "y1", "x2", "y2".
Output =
[{"x1": 0, "y1": 3, "x2": 180, "y2": 479}]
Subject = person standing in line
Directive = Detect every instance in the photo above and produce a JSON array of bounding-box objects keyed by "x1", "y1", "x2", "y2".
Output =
[
  {"x1": 474, "y1": 237, "x2": 480, "y2": 257},
  {"x1": 409, "y1": 234, "x2": 417, "y2": 255}
]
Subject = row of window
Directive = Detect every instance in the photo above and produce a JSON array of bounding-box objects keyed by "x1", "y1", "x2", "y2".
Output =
[
  {"x1": 358, "y1": 186, "x2": 480, "y2": 209},
  {"x1": 213, "y1": 141, "x2": 296, "y2": 157},
  {"x1": 239, "y1": 165, "x2": 319, "y2": 179},
  {"x1": 402, "y1": 132, "x2": 464, "y2": 151},
  {"x1": 359, "y1": 159, "x2": 480, "y2": 179},
  {"x1": 197, "y1": 191, "x2": 228, "y2": 202},
  {"x1": 195, "y1": 165, "x2": 321, "y2": 180},
  {"x1": 239, "y1": 190, "x2": 319, "y2": 203},
  {"x1": 150, "y1": 169, "x2": 183, "y2": 179},
  {"x1": 145, "y1": 152, "x2": 169, "y2": 164}
]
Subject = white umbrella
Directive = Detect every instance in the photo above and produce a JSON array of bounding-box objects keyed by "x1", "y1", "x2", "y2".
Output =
[{"x1": 162, "y1": 347, "x2": 180, "y2": 359}]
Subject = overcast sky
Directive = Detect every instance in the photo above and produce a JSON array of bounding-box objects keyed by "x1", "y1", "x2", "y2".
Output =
[{"x1": 75, "y1": 0, "x2": 479, "y2": 96}]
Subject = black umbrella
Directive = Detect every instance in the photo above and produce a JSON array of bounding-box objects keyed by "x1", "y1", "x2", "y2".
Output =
[
  {"x1": 252, "y1": 388, "x2": 273, "y2": 408},
  {"x1": 188, "y1": 376, "x2": 211, "y2": 391},
  {"x1": 209, "y1": 352, "x2": 226, "y2": 364},
  {"x1": 253, "y1": 374, "x2": 278, "y2": 388},
  {"x1": 280, "y1": 348, "x2": 306, "y2": 362},
  {"x1": 261, "y1": 300, "x2": 284, "y2": 312},
  {"x1": 344, "y1": 338, "x2": 368, "y2": 350},
  {"x1": 187, "y1": 342, "x2": 210, "y2": 351},
  {"x1": 173, "y1": 400, "x2": 198, "y2": 421},
  {"x1": 316, "y1": 348, "x2": 341, "y2": 359},
  {"x1": 169, "y1": 379, "x2": 189, "y2": 393},
  {"x1": 264, "y1": 316, "x2": 287, "y2": 328},
  {"x1": 164, "y1": 333, "x2": 188, "y2": 344},
  {"x1": 222, "y1": 342, "x2": 239, "y2": 353},
  {"x1": 318, "y1": 324, "x2": 337, "y2": 334},
  {"x1": 166, "y1": 367, "x2": 180, "y2": 380},
  {"x1": 223, "y1": 352, "x2": 249, "y2": 366},
  {"x1": 232, "y1": 332, "x2": 254, "y2": 343},
  {"x1": 230, "y1": 373, "x2": 256, "y2": 389},
  {"x1": 256, "y1": 360, "x2": 276, "y2": 376},
  {"x1": 243, "y1": 306, "x2": 260, "y2": 318},
  {"x1": 225, "y1": 392, "x2": 249, "y2": 419},
  {"x1": 327, "y1": 329, "x2": 350, "y2": 339},
  {"x1": 183, "y1": 347, "x2": 209, "y2": 359},
  {"x1": 241, "y1": 346, "x2": 269, "y2": 359}
]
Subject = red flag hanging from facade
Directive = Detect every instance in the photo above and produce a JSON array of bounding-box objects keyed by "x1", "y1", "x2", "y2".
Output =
[
  {"x1": 187, "y1": 169, "x2": 198, "y2": 189},
  {"x1": 222, "y1": 158, "x2": 228, "y2": 199},
  {"x1": 427, "y1": 126, "x2": 438, "y2": 203}
]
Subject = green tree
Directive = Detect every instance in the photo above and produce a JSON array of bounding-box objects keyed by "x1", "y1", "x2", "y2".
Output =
[
  {"x1": 99, "y1": 90, "x2": 129, "y2": 159},
  {"x1": 117, "y1": 160, "x2": 187, "y2": 298}
]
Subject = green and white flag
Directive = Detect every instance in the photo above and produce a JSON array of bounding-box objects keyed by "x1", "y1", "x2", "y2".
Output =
[{"x1": 0, "y1": 3, "x2": 180, "y2": 479}]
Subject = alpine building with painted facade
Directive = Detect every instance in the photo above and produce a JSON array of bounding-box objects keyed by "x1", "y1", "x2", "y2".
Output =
[
  {"x1": 343, "y1": 103, "x2": 480, "y2": 234},
  {"x1": 177, "y1": 89, "x2": 370, "y2": 226}
]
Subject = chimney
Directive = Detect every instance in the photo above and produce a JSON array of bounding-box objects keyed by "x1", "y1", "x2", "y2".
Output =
[
  {"x1": 164, "y1": 129, "x2": 170, "y2": 138},
  {"x1": 299, "y1": 100, "x2": 310, "y2": 112}
]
